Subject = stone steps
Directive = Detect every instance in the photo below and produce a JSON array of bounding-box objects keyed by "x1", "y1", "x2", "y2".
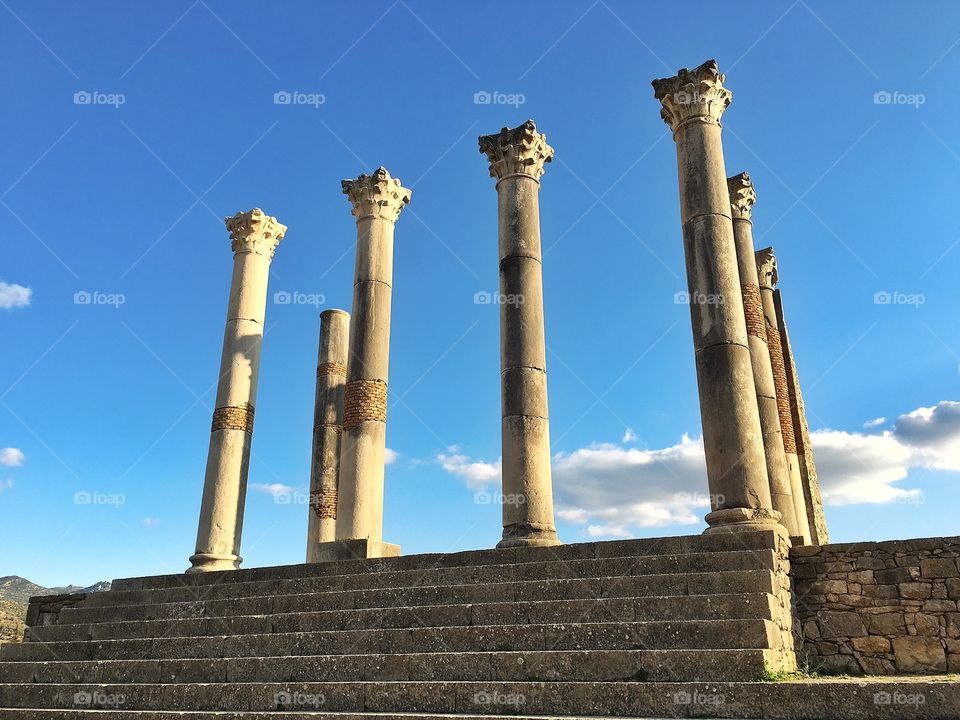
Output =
[
  {"x1": 88, "y1": 550, "x2": 776, "y2": 608},
  {"x1": 52, "y1": 570, "x2": 780, "y2": 625},
  {"x1": 0, "y1": 679, "x2": 956, "y2": 718},
  {"x1": 0, "y1": 647, "x2": 778, "y2": 683},
  {"x1": 2, "y1": 619, "x2": 781, "y2": 661}
]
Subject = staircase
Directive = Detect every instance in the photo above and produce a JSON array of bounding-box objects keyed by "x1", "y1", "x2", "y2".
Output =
[{"x1": 0, "y1": 529, "x2": 956, "y2": 719}]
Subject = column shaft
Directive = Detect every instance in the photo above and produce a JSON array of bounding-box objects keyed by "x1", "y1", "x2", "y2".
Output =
[
  {"x1": 653, "y1": 61, "x2": 778, "y2": 532},
  {"x1": 728, "y1": 173, "x2": 800, "y2": 538},
  {"x1": 189, "y1": 208, "x2": 285, "y2": 573},
  {"x1": 306, "y1": 309, "x2": 349, "y2": 562}
]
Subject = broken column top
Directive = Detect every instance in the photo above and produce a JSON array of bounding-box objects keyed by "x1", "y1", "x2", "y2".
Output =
[
  {"x1": 652, "y1": 59, "x2": 732, "y2": 132},
  {"x1": 225, "y1": 208, "x2": 286, "y2": 257},
  {"x1": 728, "y1": 171, "x2": 757, "y2": 220},
  {"x1": 478, "y1": 119, "x2": 554, "y2": 182},
  {"x1": 755, "y1": 247, "x2": 779, "y2": 289},
  {"x1": 341, "y1": 166, "x2": 411, "y2": 222}
]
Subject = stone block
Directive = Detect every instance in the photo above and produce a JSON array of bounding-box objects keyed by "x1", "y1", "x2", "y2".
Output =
[
  {"x1": 892, "y1": 636, "x2": 947, "y2": 672},
  {"x1": 920, "y1": 558, "x2": 959, "y2": 578}
]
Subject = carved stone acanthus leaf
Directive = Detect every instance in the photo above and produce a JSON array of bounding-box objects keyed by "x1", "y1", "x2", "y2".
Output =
[
  {"x1": 478, "y1": 120, "x2": 554, "y2": 182},
  {"x1": 755, "y1": 247, "x2": 779, "y2": 289},
  {"x1": 225, "y1": 208, "x2": 286, "y2": 258},
  {"x1": 652, "y1": 59, "x2": 732, "y2": 132},
  {"x1": 341, "y1": 167, "x2": 411, "y2": 222},
  {"x1": 728, "y1": 172, "x2": 757, "y2": 220}
]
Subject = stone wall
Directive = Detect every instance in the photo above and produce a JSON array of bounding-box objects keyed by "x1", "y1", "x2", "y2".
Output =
[{"x1": 791, "y1": 537, "x2": 960, "y2": 675}]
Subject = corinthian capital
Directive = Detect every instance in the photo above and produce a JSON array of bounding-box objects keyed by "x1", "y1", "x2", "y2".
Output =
[
  {"x1": 727, "y1": 172, "x2": 757, "y2": 220},
  {"x1": 755, "y1": 247, "x2": 779, "y2": 290},
  {"x1": 341, "y1": 167, "x2": 411, "y2": 222},
  {"x1": 478, "y1": 119, "x2": 554, "y2": 182},
  {"x1": 225, "y1": 208, "x2": 286, "y2": 258},
  {"x1": 652, "y1": 59, "x2": 732, "y2": 133}
]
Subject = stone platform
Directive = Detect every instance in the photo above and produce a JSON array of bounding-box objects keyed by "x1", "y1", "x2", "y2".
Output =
[{"x1": 1, "y1": 532, "x2": 957, "y2": 718}]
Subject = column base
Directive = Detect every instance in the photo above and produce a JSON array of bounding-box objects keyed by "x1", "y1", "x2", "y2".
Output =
[
  {"x1": 186, "y1": 552, "x2": 242, "y2": 574},
  {"x1": 703, "y1": 507, "x2": 782, "y2": 534},
  {"x1": 497, "y1": 523, "x2": 561, "y2": 549},
  {"x1": 314, "y1": 539, "x2": 400, "y2": 562}
]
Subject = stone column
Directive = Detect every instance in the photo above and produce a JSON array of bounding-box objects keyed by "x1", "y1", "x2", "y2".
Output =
[
  {"x1": 306, "y1": 309, "x2": 349, "y2": 563},
  {"x1": 728, "y1": 172, "x2": 801, "y2": 540},
  {"x1": 335, "y1": 167, "x2": 408, "y2": 558},
  {"x1": 755, "y1": 248, "x2": 812, "y2": 544},
  {"x1": 774, "y1": 289, "x2": 829, "y2": 544},
  {"x1": 652, "y1": 60, "x2": 779, "y2": 533},
  {"x1": 188, "y1": 208, "x2": 285, "y2": 573},
  {"x1": 478, "y1": 120, "x2": 560, "y2": 549}
]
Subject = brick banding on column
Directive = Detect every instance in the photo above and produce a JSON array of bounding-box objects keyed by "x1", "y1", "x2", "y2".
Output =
[
  {"x1": 342, "y1": 379, "x2": 387, "y2": 430},
  {"x1": 317, "y1": 362, "x2": 347, "y2": 378},
  {"x1": 766, "y1": 325, "x2": 797, "y2": 453},
  {"x1": 211, "y1": 404, "x2": 255, "y2": 434},
  {"x1": 742, "y1": 283, "x2": 766, "y2": 340},
  {"x1": 311, "y1": 488, "x2": 338, "y2": 519}
]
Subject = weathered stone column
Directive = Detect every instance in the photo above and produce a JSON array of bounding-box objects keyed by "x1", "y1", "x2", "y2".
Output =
[
  {"x1": 306, "y1": 309, "x2": 349, "y2": 563},
  {"x1": 478, "y1": 120, "x2": 560, "y2": 549},
  {"x1": 728, "y1": 172, "x2": 801, "y2": 540},
  {"x1": 774, "y1": 288, "x2": 829, "y2": 544},
  {"x1": 652, "y1": 61, "x2": 779, "y2": 533},
  {"x1": 188, "y1": 208, "x2": 285, "y2": 573},
  {"x1": 755, "y1": 248, "x2": 812, "y2": 544},
  {"x1": 335, "y1": 167, "x2": 408, "y2": 558}
]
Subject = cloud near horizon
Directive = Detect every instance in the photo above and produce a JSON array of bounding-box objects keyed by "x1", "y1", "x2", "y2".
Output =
[{"x1": 438, "y1": 401, "x2": 960, "y2": 538}]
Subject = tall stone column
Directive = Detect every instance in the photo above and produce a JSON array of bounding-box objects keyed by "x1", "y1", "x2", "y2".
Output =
[
  {"x1": 478, "y1": 120, "x2": 560, "y2": 549},
  {"x1": 728, "y1": 172, "x2": 801, "y2": 540},
  {"x1": 652, "y1": 61, "x2": 779, "y2": 533},
  {"x1": 306, "y1": 309, "x2": 349, "y2": 563},
  {"x1": 774, "y1": 288, "x2": 829, "y2": 544},
  {"x1": 335, "y1": 167, "x2": 408, "y2": 558},
  {"x1": 755, "y1": 248, "x2": 812, "y2": 544},
  {"x1": 188, "y1": 208, "x2": 285, "y2": 573}
]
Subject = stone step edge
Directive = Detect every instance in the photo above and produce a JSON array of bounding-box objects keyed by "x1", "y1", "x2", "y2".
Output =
[
  {"x1": 34, "y1": 593, "x2": 777, "y2": 637},
  {"x1": 9, "y1": 619, "x2": 778, "y2": 658},
  {"x1": 95, "y1": 549, "x2": 775, "y2": 606},
  {"x1": 56, "y1": 570, "x2": 779, "y2": 622},
  {"x1": 111, "y1": 531, "x2": 784, "y2": 592}
]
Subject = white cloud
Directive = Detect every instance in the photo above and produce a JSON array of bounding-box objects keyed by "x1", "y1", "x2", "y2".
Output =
[
  {"x1": 437, "y1": 449, "x2": 501, "y2": 490},
  {"x1": 893, "y1": 401, "x2": 960, "y2": 472},
  {"x1": 0, "y1": 479, "x2": 14, "y2": 495},
  {"x1": 864, "y1": 417, "x2": 886, "y2": 429},
  {"x1": 384, "y1": 448, "x2": 398, "y2": 465},
  {"x1": 143, "y1": 517, "x2": 160, "y2": 528},
  {"x1": 810, "y1": 429, "x2": 919, "y2": 505},
  {"x1": 251, "y1": 482, "x2": 294, "y2": 498},
  {"x1": 622, "y1": 427, "x2": 638, "y2": 443},
  {"x1": 0, "y1": 282, "x2": 31, "y2": 309},
  {"x1": 0, "y1": 448, "x2": 25, "y2": 467}
]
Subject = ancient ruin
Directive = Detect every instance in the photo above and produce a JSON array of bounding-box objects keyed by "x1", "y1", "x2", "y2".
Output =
[{"x1": 1, "y1": 58, "x2": 958, "y2": 719}]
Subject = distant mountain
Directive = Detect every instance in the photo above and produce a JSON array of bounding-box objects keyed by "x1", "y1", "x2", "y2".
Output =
[{"x1": 0, "y1": 576, "x2": 112, "y2": 645}]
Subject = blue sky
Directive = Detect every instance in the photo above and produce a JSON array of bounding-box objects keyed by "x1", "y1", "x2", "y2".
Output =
[{"x1": 2, "y1": 1, "x2": 958, "y2": 587}]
